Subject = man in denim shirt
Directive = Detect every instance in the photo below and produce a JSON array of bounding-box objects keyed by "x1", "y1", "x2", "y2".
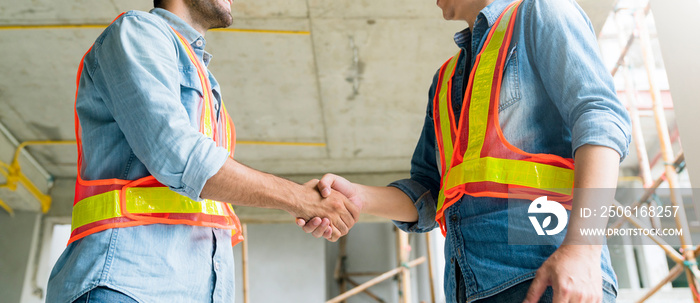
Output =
[
  {"x1": 305, "y1": 0, "x2": 631, "y2": 302},
  {"x1": 46, "y1": 0, "x2": 359, "y2": 302}
]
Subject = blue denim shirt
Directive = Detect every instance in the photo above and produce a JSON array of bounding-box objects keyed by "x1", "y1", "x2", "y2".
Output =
[
  {"x1": 389, "y1": 0, "x2": 631, "y2": 301},
  {"x1": 47, "y1": 9, "x2": 234, "y2": 303}
]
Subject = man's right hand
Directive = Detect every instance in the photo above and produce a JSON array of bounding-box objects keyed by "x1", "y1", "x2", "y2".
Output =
[
  {"x1": 287, "y1": 179, "x2": 360, "y2": 242},
  {"x1": 296, "y1": 173, "x2": 418, "y2": 240},
  {"x1": 296, "y1": 174, "x2": 366, "y2": 240}
]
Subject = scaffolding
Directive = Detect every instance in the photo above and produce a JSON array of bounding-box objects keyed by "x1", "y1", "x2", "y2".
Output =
[
  {"x1": 608, "y1": 2, "x2": 699, "y2": 302},
  {"x1": 325, "y1": 228, "x2": 434, "y2": 303}
]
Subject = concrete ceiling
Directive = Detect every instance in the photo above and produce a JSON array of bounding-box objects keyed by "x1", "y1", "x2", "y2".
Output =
[{"x1": 0, "y1": 0, "x2": 617, "y2": 186}]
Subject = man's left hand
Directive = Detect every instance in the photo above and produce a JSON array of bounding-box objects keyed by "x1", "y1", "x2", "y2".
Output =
[{"x1": 523, "y1": 245, "x2": 602, "y2": 303}]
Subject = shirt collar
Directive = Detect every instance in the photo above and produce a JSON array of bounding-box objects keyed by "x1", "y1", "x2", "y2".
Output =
[
  {"x1": 453, "y1": 0, "x2": 517, "y2": 47},
  {"x1": 150, "y1": 8, "x2": 204, "y2": 47},
  {"x1": 480, "y1": 0, "x2": 518, "y2": 28},
  {"x1": 453, "y1": 28, "x2": 471, "y2": 49}
]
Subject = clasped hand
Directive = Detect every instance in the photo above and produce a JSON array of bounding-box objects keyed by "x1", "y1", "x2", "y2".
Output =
[{"x1": 294, "y1": 174, "x2": 361, "y2": 241}]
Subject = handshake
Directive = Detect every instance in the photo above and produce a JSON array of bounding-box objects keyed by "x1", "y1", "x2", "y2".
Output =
[{"x1": 288, "y1": 174, "x2": 363, "y2": 242}]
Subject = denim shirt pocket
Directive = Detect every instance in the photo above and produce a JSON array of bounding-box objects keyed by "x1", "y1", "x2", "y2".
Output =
[
  {"x1": 179, "y1": 65, "x2": 204, "y2": 97},
  {"x1": 498, "y1": 45, "x2": 521, "y2": 112}
]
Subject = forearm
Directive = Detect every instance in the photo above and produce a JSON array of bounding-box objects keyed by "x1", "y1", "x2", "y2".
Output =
[
  {"x1": 200, "y1": 157, "x2": 308, "y2": 214},
  {"x1": 357, "y1": 185, "x2": 419, "y2": 222},
  {"x1": 564, "y1": 144, "x2": 621, "y2": 247}
]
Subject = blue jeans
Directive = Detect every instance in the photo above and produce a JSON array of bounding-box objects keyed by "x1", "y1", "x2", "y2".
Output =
[
  {"x1": 72, "y1": 287, "x2": 138, "y2": 303},
  {"x1": 462, "y1": 278, "x2": 618, "y2": 303}
]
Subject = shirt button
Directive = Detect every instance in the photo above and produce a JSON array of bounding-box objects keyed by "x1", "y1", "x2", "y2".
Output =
[
  {"x1": 458, "y1": 69, "x2": 463, "y2": 75},
  {"x1": 195, "y1": 40, "x2": 204, "y2": 47},
  {"x1": 451, "y1": 214, "x2": 458, "y2": 222},
  {"x1": 214, "y1": 262, "x2": 220, "y2": 270}
]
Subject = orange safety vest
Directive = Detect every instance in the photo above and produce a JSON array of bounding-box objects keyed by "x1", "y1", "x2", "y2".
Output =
[
  {"x1": 69, "y1": 13, "x2": 243, "y2": 246},
  {"x1": 433, "y1": 1, "x2": 575, "y2": 235}
]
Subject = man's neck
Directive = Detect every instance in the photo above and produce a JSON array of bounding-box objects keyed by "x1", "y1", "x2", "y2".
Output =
[
  {"x1": 158, "y1": 3, "x2": 208, "y2": 36},
  {"x1": 461, "y1": 0, "x2": 495, "y2": 29}
]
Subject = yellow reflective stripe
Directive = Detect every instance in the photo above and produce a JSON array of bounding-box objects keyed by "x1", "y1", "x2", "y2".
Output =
[
  {"x1": 444, "y1": 157, "x2": 574, "y2": 195},
  {"x1": 438, "y1": 53, "x2": 460, "y2": 171},
  {"x1": 71, "y1": 190, "x2": 121, "y2": 232},
  {"x1": 222, "y1": 103, "x2": 233, "y2": 154},
  {"x1": 71, "y1": 188, "x2": 229, "y2": 232},
  {"x1": 464, "y1": 4, "x2": 517, "y2": 161},
  {"x1": 174, "y1": 32, "x2": 214, "y2": 139},
  {"x1": 126, "y1": 187, "x2": 227, "y2": 214},
  {"x1": 203, "y1": 97, "x2": 213, "y2": 139},
  {"x1": 435, "y1": 53, "x2": 460, "y2": 212},
  {"x1": 437, "y1": 188, "x2": 446, "y2": 214}
]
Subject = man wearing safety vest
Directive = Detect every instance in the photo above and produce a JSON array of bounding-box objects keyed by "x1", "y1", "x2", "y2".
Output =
[
  {"x1": 301, "y1": 0, "x2": 631, "y2": 302},
  {"x1": 46, "y1": 0, "x2": 359, "y2": 302}
]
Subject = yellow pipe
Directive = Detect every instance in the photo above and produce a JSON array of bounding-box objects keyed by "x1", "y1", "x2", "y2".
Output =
[
  {"x1": 0, "y1": 24, "x2": 108, "y2": 30},
  {"x1": 0, "y1": 139, "x2": 323, "y2": 216},
  {"x1": 9, "y1": 140, "x2": 324, "y2": 160},
  {"x1": 0, "y1": 161, "x2": 14, "y2": 215},
  {"x1": 0, "y1": 162, "x2": 9, "y2": 175},
  {"x1": 18, "y1": 172, "x2": 51, "y2": 213},
  {"x1": 618, "y1": 176, "x2": 644, "y2": 183},
  {"x1": 213, "y1": 28, "x2": 309, "y2": 35},
  {"x1": 0, "y1": 196, "x2": 14, "y2": 216},
  {"x1": 1, "y1": 140, "x2": 75, "y2": 215},
  {"x1": 0, "y1": 24, "x2": 310, "y2": 35},
  {"x1": 12, "y1": 140, "x2": 77, "y2": 168},
  {"x1": 0, "y1": 139, "x2": 325, "y2": 215},
  {"x1": 237, "y1": 140, "x2": 325, "y2": 147},
  {"x1": 10, "y1": 139, "x2": 325, "y2": 150}
]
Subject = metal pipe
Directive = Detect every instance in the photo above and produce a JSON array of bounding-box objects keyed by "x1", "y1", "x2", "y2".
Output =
[
  {"x1": 326, "y1": 257, "x2": 427, "y2": 303},
  {"x1": 635, "y1": 263, "x2": 684, "y2": 303},
  {"x1": 12, "y1": 140, "x2": 77, "y2": 170},
  {"x1": 0, "y1": 122, "x2": 52, "y2": 186},
  {"x1": 611, "y1": 201, "x2": 683, "y2": 264},
  {"x1": 397, "y1": 229, "x2": 411, "y2": 303},
  {"x1": 635, "y1": 8, "x2": 700, "y2": 300},
  {"x1": 0, "y1": 24, "x2": 310, "y2": 35},
  {"x1": 608, "y1": 152, "x2": 683, "y2": 231},
  {"x1": 610, "y1": 4, "x2": 651, "y2": 77},
  {"x1": 425, "y1": 232, "x2": 436, "y2": 303},
  {"x1": 236, "y1": 140, "x2": 325, "y2": 147},
  {"x1": 636, "y1": 7, "x2": 693, "y2": 250},
  {"x1": 241, "y1": 224, "x2": 250, "y2": 303},
  {"x1": 345, "y1": 278, "x2": 386, "y2": 303}
]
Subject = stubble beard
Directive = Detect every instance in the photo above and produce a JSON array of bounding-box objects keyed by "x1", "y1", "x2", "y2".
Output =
[{"x1": 186, "y1": 0, "x2": 233, "y2": 30}]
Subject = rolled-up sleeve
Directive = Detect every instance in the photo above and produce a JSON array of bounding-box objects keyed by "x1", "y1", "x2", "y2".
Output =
[
  {"x1": 526, "y1": 0, "x2": 632, "y2": 160},
  {"x1": 91, "y1": 14, "x2": 229, "y2": 200},
  {"x1": 388, "y1": 72, "x2": 442, "y2": 233}
]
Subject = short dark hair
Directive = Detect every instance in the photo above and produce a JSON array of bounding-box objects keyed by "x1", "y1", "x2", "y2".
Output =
[{"x1": 154, "y1": 0, "x2": 163, "y2": 8}]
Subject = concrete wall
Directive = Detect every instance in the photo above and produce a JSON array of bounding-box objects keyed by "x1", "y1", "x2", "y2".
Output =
[
  {"x1": 233, "y1": 223, "x2": 327, "y2": 303},
  {"x1": 0, "y1": 211, "x2": 41, "y2": 303}
]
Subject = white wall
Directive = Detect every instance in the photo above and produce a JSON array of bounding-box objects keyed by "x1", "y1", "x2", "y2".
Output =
[
  {"x1": 0, "y1": 211, "x2": 41, "y2": 303},
  {"x1": 234, "y1": 223, "x2": 327, "y2": 303}
]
